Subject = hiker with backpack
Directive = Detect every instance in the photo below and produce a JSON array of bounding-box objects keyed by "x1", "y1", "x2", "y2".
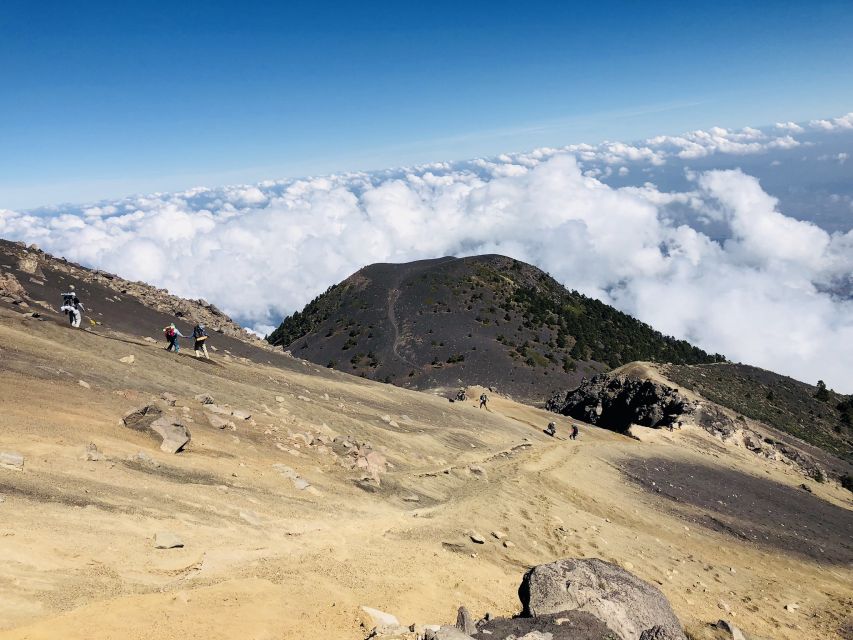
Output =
[
  {"x1": 59, "y1": 285, "x2": 85, "y2": 328},
  {"x1": 570, "y1": 424, "x2": 579, "y2": 440},
  {"x1": 163, "y1": 323, "x2": 184, "y2": 352},
  {"x1": 479, "y1": 393, "x2": 488, "y2": 409},
  {"x1": 545, "y1": 421, "x2": 557, "y2": 437},
  {"x1": 192, "y1": 323, "x2": 210, "y2": 359}
]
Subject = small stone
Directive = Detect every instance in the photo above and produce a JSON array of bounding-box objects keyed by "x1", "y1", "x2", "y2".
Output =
[
  {"x1": 784, "y1": 603, "x2": 799, "y2": 612},
  {"x1": 119, "y1": 355, "x2": 135, "y2": 364},
  {"x1": 381, "y1": 415, "x2": 392, "y2": 423},
  {"x1": 84, "y1": 443, "x2": 104, "y2": 461},
  {"x1": 144, "y1": 337, "x2": 157, "y2": 343},
  {"x1": 360, "y1": 606, "x2": 399, "y2": 628},
  {"x1": 469, "y1": 532, "x2": 485, "y2": 544},
  {"x1": 275, "y1": 395, "x2": 285, "y2": 403},
  {"x1": 78, "y1": 380, "x2": 91, "y2": 389},
  {"x1": 206, "y1": 412, "x2": 234, "y2": 430},
  {"x1": 194, "y1": 393, "x2": 215, "y2": 405},
  {"x1": 503, "y1": 540, "x2": 515, "y2": 548},
  {"x1": 0, "y1": 452, "x2": 24, "y2": 471},
  {"x1": 455, "y1": 606, "x2": 477, "y2": 635},
  {"x1": 231, "y1": 409, "x2": 252, "y2": 420},
  {"x1": 161, "y1": 392, "x2": 177, "y2": 406},
  {"x1": 154, "y1": 531, "x2": 184, "y2": 549},
  {"x1": 403, "y1": 494, "x2": 421, "y2": 502},
  {"x1": 491, "y1": 530, "x2": 505, "y2": 540},
  {"x1": 718, "y1": 600, "x2": 731, "y2": 613},
  {"x1": 297, "y1": 395, "x2": 311, "y2": 402}
]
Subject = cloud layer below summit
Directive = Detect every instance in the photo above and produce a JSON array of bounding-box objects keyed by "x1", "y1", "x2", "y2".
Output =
[{"x1": 2, "y1": 115, "x2": 852, "y2": 391}]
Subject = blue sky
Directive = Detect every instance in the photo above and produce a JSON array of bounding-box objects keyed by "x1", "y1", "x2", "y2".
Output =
[{"x1": 2, "y1": 0, "x2": 853, "y2": 209}]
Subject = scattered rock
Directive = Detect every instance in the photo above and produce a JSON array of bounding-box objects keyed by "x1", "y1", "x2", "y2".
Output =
[
  {"x1": 424, "y1": 626, "x2": 474, "y2": 639},
  {"x1": 231, "y1": 409, "x2": 252, "y2": 421},
  {"x1": 784, "y1": 603, "x2": 799, "y2": 612},
  {"x1": 160, "y1": 392, "x2": 178, "y2": 406},
  {"x1": 123, "y1": 405, "x2": 190, "y2": 453},
  {"x1": 403, "y1": 494, "x2": 421, "y2": 502},
  {"x1": 206, "y1": 412, "x2": 235, "y2": 430},
  {"x1": 78, "y1": 380, "x2": 91, "y2": 389},
  {"x1": 520, "y1": 558, "x2": 686, "y2": 640},
  {"x1": 715, "y1": 619, "x2": 747, "y2": 640},
  {"x1": 469, "y1": 532, "x2": 486, "y2": 544},
  {"x1": 455, "y1": 606, "x2": 477, "y2": 635},
  {"x1": 0, "y1": 452, "x2": 24, "y2": 471},
  {"x1": 275, "y1": 395, "x2": 285, "y2": 403},
  {"x1": 153, "y1": 531, "x2": 184, "y2": 549},
  {"x1": 119, "y1": 355, "x2": 135, "y2": 364},
  {"x1": 503, "y1": 540, "x2": 515, "y2": 548},
  {"x1": 639, "y1": 626, "x2": 680, "y2": 640},
  {"x1": 194, "y1": 393, "x2": 215, "y2": 405},
  {"x1": 491, "y1": 530, "x2": 506, "y2": 540},
  {"x1": 360, "y1": 606, "x2": 400, "y2": 628},
  {"x1": 83, "y1": 443, "x2": 104, "y2": 461},
  {"x1": 144, "y1": 336, "x2": 157, "y2": 343}
]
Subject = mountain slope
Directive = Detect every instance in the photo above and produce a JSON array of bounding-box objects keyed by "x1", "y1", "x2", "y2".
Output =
[
  {"x1": 268, "y1": 255, "x2": 722, "y2": 402},
  {"x1": 664, "y1": 362, "x2": 853, "y2": 463}
]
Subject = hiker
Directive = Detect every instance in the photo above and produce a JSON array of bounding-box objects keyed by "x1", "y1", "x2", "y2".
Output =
[
  {"x1": 479, "y1": 393, "x2": 488, "y2": 409},
  {"x1": 570, "y1": 424, "x2": 579, "y2": 440},
  {"x1": 163, "y1": 323, "x2": 184, "y2": 352},
  {"x1": 192, "y1": 323, "x2": 210, "y2": 359},
  {"x1": 59, "y1": 285, "x2": 84, "y2": 328},
  {"x1": 456, "y1": 388, "x2": 467, "y2": 401},
  {"x1": 545, "y1": 421, "x2": 557, "y2": 437}
]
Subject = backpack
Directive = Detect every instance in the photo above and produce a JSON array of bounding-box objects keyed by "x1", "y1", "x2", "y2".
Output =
[{"x1": 165, "y1": 327, "x2": 176, "y2": 338}]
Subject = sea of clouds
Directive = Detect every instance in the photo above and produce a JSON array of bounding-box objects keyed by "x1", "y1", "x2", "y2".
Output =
[{"x1": 2, "y1": 114, "x2": 852, "y2": 391}]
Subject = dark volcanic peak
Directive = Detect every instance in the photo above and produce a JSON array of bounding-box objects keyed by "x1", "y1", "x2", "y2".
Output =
[{"x1": 268, "y1": 255, "x2": 722, "y2": 402}]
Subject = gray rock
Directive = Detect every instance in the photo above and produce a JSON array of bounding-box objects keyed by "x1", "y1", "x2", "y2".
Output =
[
  {"x1": 0, "y1": 451, "x2": 24, "y2": 471},
  {"x1": 519, "y1": 558, "x2": 686, "y2": 640},
  {"x1": 424, "y1": 627, "x2": 474, "y2": 640},
  {"x1": 194, "y1": 393, "x2": 215, "y2": 405},
  {"x1": 206, "y1": 412, "x2": 235, "y2": 430},
  {"x1": 231, "y1": 409, "x2": 252, "y2": 420},
  {"x1": 715, "y1": 620, "x2": 747, "y2": 640},
  {"x1": 456, "y1": 606, "x2": 477, "y2": 635},
  {"x1": 360, "y1": 606, "x2": 400, "y2": 628},
  {"x1": 639, "y1": 626, "x2": 679, "y2": 640},
  {"x1": 160, "y1": 392, "x2": 178, "y2": 406},
  {"x1": 154, "y1": 531, "x2": 184, "y2": 549},
  {"x1": 149, "y1": 417, "x2": 191, "y2": 454},
  {"x1": 84, "y1": 443, "x2": 104, "y2": 461},
  {"x1": 469, "y1": 532, "x2": 486, "y2": 544}
]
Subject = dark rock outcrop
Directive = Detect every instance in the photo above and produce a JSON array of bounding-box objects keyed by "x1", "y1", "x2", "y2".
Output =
[{"x1": 547, "y1": 374, "x2": 695, "y2": 431}]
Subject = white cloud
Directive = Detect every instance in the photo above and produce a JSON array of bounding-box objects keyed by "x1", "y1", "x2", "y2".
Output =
[
  {"x1": 2, "y1": 116, "x2": 853, "y2": 391},
  {"x1": 809, "y1": 112, "x2": 853, "y2": 131},
  {"x1": 775, "y1": 121, "x2": 804, "y2": 133}
]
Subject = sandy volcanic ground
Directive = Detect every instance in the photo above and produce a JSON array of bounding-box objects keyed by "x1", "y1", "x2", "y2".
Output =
[{"x1": 0, "y1": 308, "x2": 850, "y2": 640}]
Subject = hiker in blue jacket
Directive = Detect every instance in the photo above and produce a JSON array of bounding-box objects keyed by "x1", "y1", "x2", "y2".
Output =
[{"x1": 163, "y1": 323, "x2": 184, "y2": 352}]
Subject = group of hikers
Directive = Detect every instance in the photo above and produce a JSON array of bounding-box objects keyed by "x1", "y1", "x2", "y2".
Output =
[
  {"x1": 163, "y1": 322, "x2": 211, "y2": 359},
  {"x1": 58, "y1": 287, "x2": 212, "y2": 359},
  {"x1": 546, "y1": 421, "x2": 579, "y2": 439}
]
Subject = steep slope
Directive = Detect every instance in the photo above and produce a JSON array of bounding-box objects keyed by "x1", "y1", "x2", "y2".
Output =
[
  {"x1": 664, "y1": 362, "x2": 853, "y2": 463},
  {"x1": 0, "y1": 239, "x2": 272, "y2": 361},
  {"x1": 268, "y1": 255, "x2": 721, "y2": 403},
  {"x1": 0, "y1": 306, "x2": 851, "y2": 640}
]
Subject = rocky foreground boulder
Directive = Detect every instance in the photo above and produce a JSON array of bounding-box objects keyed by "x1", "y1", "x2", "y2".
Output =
[
  {"x1": 367, "y1": 558, "x2": 687, "y2": 640},
  {"x1": 519, "y1": 558, "x2": 686, "y2": 640},
  {"x1": 547, "y1": 374, "x2": 695, "y2": 431}
]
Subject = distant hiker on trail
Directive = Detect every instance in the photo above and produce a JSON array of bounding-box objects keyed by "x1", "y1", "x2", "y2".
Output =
[
  {"x1": 163, "y1": 323, "x2": 184, "y2": 353},
  {"x1": 479, "y1": 393, "x2": 488, "y2": 409},
  {"x1": 570, "y1": 424, "x2": 579, "y2": 440},
  {"x1": 545, "y1": 421, "x2": 557, "y2": 437},
  {"x1": 59, "y1": 285, "x2": 85, "y2": 328},
  {"x1": 456, "y1": 388, "x2": 467, "y2": 402},
  {"x1": 192, "y1": 323, "x2": 210, "y2": 359}
]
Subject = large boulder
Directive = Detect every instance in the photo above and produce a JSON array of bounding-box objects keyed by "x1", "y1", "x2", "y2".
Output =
[
  {"x1": 547, "y1": 374, "x2": 694, "y2": 431},
  {"x1": 519, "y1": 558, "x2": 686, "y2": 640},
  {"x1": 123, "y1": 405, "x2": 191, "y2": 453}
]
